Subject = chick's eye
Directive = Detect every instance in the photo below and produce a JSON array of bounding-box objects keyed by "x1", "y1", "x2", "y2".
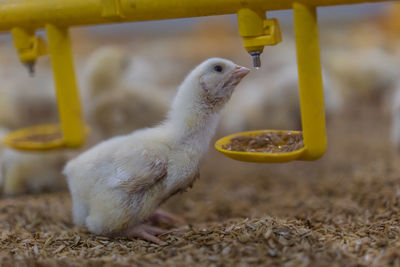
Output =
[{"x1": 213, "y1": 65, "x2": 223, "y2": 73}]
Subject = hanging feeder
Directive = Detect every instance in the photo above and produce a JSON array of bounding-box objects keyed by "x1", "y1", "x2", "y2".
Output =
[
  {"x1": 215, "y1": 3, "x2": 326, "y2": 163},
  {"x1": 3, "y1": 25, "x2": 88, "y2": 150}
]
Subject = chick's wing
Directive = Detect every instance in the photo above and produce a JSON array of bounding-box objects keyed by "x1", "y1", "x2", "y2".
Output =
[{"x1": 108, "y1": 149, "x2": 167, "y2": 194}]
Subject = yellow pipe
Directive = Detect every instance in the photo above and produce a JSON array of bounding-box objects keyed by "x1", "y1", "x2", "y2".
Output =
[
  {"x1": 45, "y1": 24, "x2": 85, "y2": 148},
  {"x1": 294, "y1": 3, "x2": 327, "y2": 160},
  {"x1": 0, "y1": 0, "x2": 391, "y2": 32}
]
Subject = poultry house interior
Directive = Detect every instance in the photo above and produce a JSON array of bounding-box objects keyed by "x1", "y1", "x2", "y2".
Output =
[{"x1": 1, "y1": 2, "x2": 400, "y2": 266}]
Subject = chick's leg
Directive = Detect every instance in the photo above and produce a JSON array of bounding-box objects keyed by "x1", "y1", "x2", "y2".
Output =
[
  {"x1": 126, "y1": 224, "x2": 167, "y2": 244},
  {"x1": 149, "y1": 209, "x2": 186, "y2": 226}
]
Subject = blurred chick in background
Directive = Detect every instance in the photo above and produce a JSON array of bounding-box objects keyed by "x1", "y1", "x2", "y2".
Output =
[
  {"x1": 0, "y1": 127, "x2": 68, "y2": 198},
  {"x1": 0, "y1": 149, "x2": 71, "y2": 196},
  {"x1": 325, "y1": 47, "x2": 399, "y2": 108},
  {"x1": 83, "y1": 46, "x2": 172, "y2": 141},
  {"x1": 83, "y1": 46, "x2": 130, "y2": 98}
]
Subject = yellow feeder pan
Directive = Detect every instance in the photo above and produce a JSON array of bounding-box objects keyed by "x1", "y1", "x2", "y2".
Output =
[
  {"x1": 3, "y1": 124, "x2": 90, "y2": 151},
  {"x1": 3, "y1": 124, "x2": 63, "y2": 150},
  {"x1": 216, "y1": 3, "x2": 327, "y2": 163},
  {"x1": 216, "y1": 130, "x2": 306, "y2": 163}
]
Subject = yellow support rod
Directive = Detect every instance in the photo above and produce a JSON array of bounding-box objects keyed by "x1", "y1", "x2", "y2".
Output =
[
  {"x1": 294, "y1": 3, "x2": 327, "y2": 160},
  {"x1": 0, "y1": 0, "x2": 391, "y2": 32},
  {"x1": 46, "y1": 24, "x2": 85, "y2": 148}
]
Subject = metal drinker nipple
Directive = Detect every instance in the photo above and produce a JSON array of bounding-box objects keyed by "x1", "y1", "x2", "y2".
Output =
[{"x1": 249, "y1": 51, "x2": 262, "y2": 68}]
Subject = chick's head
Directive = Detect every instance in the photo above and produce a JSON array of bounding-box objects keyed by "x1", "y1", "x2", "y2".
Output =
[{"x1": 198, "y1": 58, "x2": 250, "y2": 107}]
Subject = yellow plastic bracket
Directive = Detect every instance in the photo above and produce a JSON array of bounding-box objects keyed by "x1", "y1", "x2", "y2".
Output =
[
  {"x1": 11, "y1": 27, "x2": 47, "y2": 63},
  {"x1": 237, "y1": 9, "x2": 282, "y2": 53},
  {"x1": 215, "y1": 3, "x2": 327, "y2": 163}
]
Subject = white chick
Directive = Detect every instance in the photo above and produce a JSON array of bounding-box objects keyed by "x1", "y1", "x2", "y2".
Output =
[
  {"x1": 83, "y1": 46, "x2": 173, "y2": 140},
  {"x1": 219, "y1": 64, "x2": 342, "y2": 135},
  {"x1": 0, "y1": 149, "x2": 72, "y2": 196},
  {"x1": 64, "y1": 58, "x2": 250, "y2": 243},
  {"x1": 83, "y1": 46, "x2": 130, "y2": 98},
  {"x1": 87, "y1": 88, "x2": 171, "y2": 140}
]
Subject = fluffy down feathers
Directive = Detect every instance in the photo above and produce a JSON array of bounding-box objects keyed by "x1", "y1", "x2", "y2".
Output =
[{"x1": 64, "y1": 58, "x2": 249, "y2": 237}]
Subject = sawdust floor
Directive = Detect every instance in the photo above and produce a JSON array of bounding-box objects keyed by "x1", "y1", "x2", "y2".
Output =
[{"x1": 1, "y1": 103, "x2": 400, "y2": 267}]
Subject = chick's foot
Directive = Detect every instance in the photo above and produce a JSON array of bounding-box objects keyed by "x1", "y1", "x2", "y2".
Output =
[
  {"x1": 126, "y1": 224, "x2": 167, "y2": 244},
  {"x1": 149, "y1": 209, "x2": 186, "y2": 226}
]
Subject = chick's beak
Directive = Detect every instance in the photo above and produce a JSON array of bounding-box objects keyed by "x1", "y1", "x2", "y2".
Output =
[{"x1": 232, "y1": 65, "x2": 250, "y2": 81}]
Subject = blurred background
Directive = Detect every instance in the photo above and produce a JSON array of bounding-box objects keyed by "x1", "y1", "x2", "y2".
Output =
[
  {"x1": 3, "y1": 3, "x2": 400, "y2": 265},
  {"x1": 0, "y1": 2, "x2": 399, "y2": 196}
]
